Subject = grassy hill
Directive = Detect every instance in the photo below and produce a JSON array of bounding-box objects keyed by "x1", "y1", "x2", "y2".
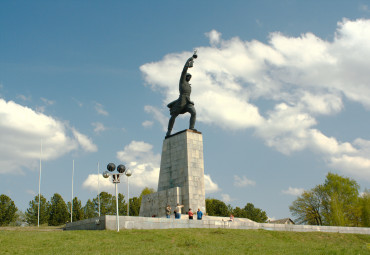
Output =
[{"x1": 0, "y1": 227, "x2": 369, "y2": 254}]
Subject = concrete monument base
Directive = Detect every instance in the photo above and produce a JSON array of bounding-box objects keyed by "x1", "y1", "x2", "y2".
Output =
[
  {"x1": 65, "y1": 215, "x2": 370, "y2": 235},
  {"x1": 139, "y1": 129, "x2": 206, "y2": 217}
]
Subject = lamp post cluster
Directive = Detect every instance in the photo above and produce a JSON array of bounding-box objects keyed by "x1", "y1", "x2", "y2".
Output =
[{"x1": 102, "y1": 163, "x2": 132, "y2": 232}]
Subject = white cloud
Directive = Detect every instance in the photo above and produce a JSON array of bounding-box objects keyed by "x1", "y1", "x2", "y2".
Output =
[
  {"x1": 299, "y1": 92, "x2": 343, "y2": 116},
  {"x1": 117, "y1": 141, "x2": 159, "y2": 163},
  {"x1": 41, "y1": 97, "x2": 55, "y2": 105},
  {"x1": 36, "y1": 106, "x2": 46, "y2": 113},
  {"x1": 329, "y1": 155, "x2": 370, "y2": 182},
  {"x1": 282, "y1": 187, "x2": 304, "y2": 196},
  {"x1": 144, "y1": 105, "x2": 168, "y2": 131},
  {"x1": 221, "y1": 193, "x2": 234, "y2": 203},
  {"x1": 92, "y1": 122, "x2": 106, "y2": 134},
  {"x1": 360, "y1": 191, "x2": 369, "y2": 197},
  {"x1": 142, "y1": 120, "x2": 154, "y2": 128},
  {"x1": 204, "y1": 174, "x2": 220, "y2": 193},
  {"x1": 71, "y1": 128, "x2": 97, "y2": 152},
  {"x1": 83, "y1": 140, "x2": 221, "y2": 196},
  {"x1": 116, "y1": 141, "x2": 161, "y2": 191},
  {"x1": 205, "y1": 30, "x2": 222, "y2": 46},
  {"x1": 94, "y1": 102, "x2": 108, "y2": 116},
  {"x1": 36, "y1": 97, "x2": 55, "y2": 113},
  {"x1": 256, "y1": 19, "x2": 263, "y2": 27},
  {"x1": 16, "y1": 94, "x2": 31, "y2": 101},
  {"x1": 72, "y1": 98, "x2": 83, "y2": 107},
  {"x1": 140, "y1": 19, "x2": 370, "y2": 182},
  {"x1": 268, "y1": 216, "x2": 276, "y2": 222},
  {"x1": 359, "y1": 4, "x2": 370, "y2": 13},
  {"x1": 234, "y1": 175, "x2": 256, "y2": 187},
  {"x1": 82, "y1": 173, "x2": 115, "y2": 193},
  {"x1": 26, "y1": 189, "x2": 36, "y2": 196},
  {"x1": 0, "y1": 99, "x2": 97, "y2": 174}
]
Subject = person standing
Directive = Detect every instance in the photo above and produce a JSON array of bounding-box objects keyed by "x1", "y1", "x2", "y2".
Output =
[
  {"x1": 188, "y1": 208, "x2": 194, "y2": 220},
  {"x1": 197, "y1": 208, "x2": 203, "y2": 220},
  {"x1": 165, "y1": 205, "x2": 171, "y2": 219},
  {"x1": 229, "y1": 214, "x2": 234, "y2": 222},
  {"x1": 175, "y1": 203, "x2": 184, "y2": 219}
]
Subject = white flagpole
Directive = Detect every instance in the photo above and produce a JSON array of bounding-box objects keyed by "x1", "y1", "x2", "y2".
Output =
[
  {"x1": 97, "y1": 162, "x2": 100, "y2": 217},
  {"x1": 38, "y1": 140, "x2": 42, "y2": 227},
  {"x1": 127, "y1": 176, "x2": 129, "y2": 216},
  {"x1": 71, "y1": 160, "x2": 74, "y2": 222}
]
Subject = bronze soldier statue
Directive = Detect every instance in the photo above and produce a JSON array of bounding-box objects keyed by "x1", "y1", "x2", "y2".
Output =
[{"x1": 166, "y1": 51, "x2": 198, "y2": 137}]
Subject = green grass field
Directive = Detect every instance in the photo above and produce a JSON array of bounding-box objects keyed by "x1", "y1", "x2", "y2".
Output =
[{"x1": 0, "y1": 227, "x2": 369, "y2": 255}]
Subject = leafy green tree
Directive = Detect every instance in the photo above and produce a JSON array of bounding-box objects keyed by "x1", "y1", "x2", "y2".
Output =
[
  {"x1": 289, "y1": 186, "x2": 324, "y2": 225},
  {"x1": 118, "y1": 193, "x2": 127, "y2": 216},
  {"x1": 128, "y1": 187, "x2": 155, "y2": 216},
  {"x1": 290, "y1": 173, "x2": 363, "y2": 226},
  {"x1": 25, "y1": 195, "x2": 49, "y2": 225},
  {"x1": 67, "y1": 197, "x2": 85, "y2": 222},
  {"x1": 84, "y1": 199, "x2": 98, "y2": 218},
  {"x1": 243, "y1": 203, "x2": 268, "y2": 223},
  {"x1": 0, "y1": 194, "x2": 18, "y2": 226},
  {"x1": 358, "y1": 190, "x2": 370, "y2": 227},
  {"x1": 92, "y1": 192, "x2": 116, "y2": 215},
  {"x1": 119, "y1": 187, "x2": 156, "y2": 216},
  {"x1": 206, "y1": 198, "x2": 229, "y2": 216},
  {"x1": 233, "y1": 206, "x2": 247, "y2": 218},
  {"x1": 129, "y1": 197, "x2": 141, "y2": 216},
  {"x1": 140, "y1": 187, "x2": 155, "y2": 197},
  {"x1": 83, "y1": 188, "x2": 155, "y2": 218},
  {"x1": 227, "y1": 204, "x2": 233, "y2": 214},
  {"x1": 11, "y1": 211, "x2": 27, "y2": 226},
  {"x1": 48, "y1": 193, "x2": 69, "y2": 226},
  {"x1": 84, "y1": 192, "x2": 126, "y2": 218},
  {"x1": 322, "y1": 173, "x2": 360, "y2": 226}
]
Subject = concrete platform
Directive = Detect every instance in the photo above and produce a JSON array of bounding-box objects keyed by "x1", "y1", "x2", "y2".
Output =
[{"x1": 65, "y1": 215, "x2": 370, "y2": 234}]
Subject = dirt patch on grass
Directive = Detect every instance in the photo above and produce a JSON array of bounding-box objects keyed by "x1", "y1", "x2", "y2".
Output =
[{"x1": 0, "y1": 226, "x2": 64, "y2": 232}]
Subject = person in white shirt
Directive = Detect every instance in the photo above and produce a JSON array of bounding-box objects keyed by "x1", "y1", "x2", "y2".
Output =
[{"x1": 175, "y1": 203, "x2": 184, "y2": 219}]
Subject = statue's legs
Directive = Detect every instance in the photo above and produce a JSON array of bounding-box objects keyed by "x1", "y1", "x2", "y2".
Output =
[
  {"x1": 166, "y1": 105, "x2": 196, "y2": 137},
  {"x1": 166, "y1": 114, "x2": 177, "y2": 137},
  {"x1": 188, "y1": 105, "x2": 196, "y2": 130}
]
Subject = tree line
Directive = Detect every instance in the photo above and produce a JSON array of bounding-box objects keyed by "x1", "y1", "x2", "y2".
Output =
[
  {"x1": 205, "y1": 198, "x2": 268, "y2": 223},
  {"x1": 289, "y1": 173, "x2": 369, "y2": 227},
  {"x1": 0, "y1": 187, "x2": 154, "y2": 226},
  {"x1": 1, "y1": 189, "x2": 268, "y2": 226},
  {"x1": 2, "y1": 172, "x2": 367, "y2": 227}
]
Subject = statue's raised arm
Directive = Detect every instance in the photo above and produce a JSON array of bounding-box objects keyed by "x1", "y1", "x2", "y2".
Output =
[
  {"x1": 180, "y1": 57, "x2": 193, "y2": 83},
  {"x1": 166, "y1": 50, "x2": 198, "y2": 138},
  {"x1": 180, "y1": 50, "x2": 198, "y2": 84}
]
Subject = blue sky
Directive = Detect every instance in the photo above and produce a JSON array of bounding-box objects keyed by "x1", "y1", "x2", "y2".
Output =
[{"x1": 1, "y1": 0, "x2": 370, "y2": 220}]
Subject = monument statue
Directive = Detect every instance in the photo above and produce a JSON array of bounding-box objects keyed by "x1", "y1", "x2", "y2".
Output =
[
  {"x1": 166, "y1": 50, "x2": 198, "y2": 137},
  {"x1": 140, "y1": 51, "x2": 206, "y2": 217}
]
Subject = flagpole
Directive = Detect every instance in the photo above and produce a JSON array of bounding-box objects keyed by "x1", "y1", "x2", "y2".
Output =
[
  {"x1": 71, "y1": 160, "x2": 74, "y2": 222},
  {"x1": 38, "y1": 140, "x2": 42, "y2": 227},
  {"x1": 98, "y1": 162, "x2": 100, "y2": 217}
]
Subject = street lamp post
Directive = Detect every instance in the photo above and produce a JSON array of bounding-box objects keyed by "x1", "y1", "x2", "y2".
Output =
[
  {"x1": 102, "y1": 163, "x2": 126, "y2": 232},
  {"x1": 125, "y1": 169, "x2": 132, "y2": 216}
]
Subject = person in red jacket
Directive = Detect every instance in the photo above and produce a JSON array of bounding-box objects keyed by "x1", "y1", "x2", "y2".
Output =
[{"x1": 188, "y1": 208, "x2": 194, "y2": 220}]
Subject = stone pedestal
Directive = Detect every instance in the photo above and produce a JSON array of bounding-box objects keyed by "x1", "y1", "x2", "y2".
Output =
[{"x1": 139, "y1": 129, "x2": 206, "y2": 217}]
